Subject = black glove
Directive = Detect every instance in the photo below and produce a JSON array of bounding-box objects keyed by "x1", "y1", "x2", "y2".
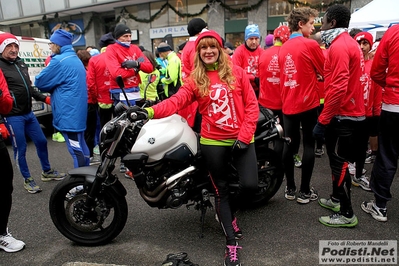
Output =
[
  {"x1": 114, "y1": 102, "x2": 129, "y2": 116},
  {"x1": 313, "y1": 122, "x2": 326, "y2": 141},
  {"x1": 254, "y1": 77, "x2": 260, "y2": 88},
  {"x1": 127, "y1": 105, "x2": 148, "y2": 120},
  {"x1": 121, "y1": 60, "x2": 140, "y2": 70},
  {"x1": 232, "y1": 139, "x2": 249, "y2": 152}
]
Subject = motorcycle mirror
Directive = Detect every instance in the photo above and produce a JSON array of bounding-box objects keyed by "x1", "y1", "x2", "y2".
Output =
[
  {"x1": 116, "y1": 75, "x2": 131, "y2": 107},
  {"x1": 143, "y1": 74, "x2": 157, "y2": 102},
  {"x1": 116, "y1": 75, "x2": 125, "y2": 90}
]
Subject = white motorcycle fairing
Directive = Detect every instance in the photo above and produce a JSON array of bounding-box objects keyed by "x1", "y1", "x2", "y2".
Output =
[{"x1": 132, "y1": 114, "x2": 198, "y2": 162}]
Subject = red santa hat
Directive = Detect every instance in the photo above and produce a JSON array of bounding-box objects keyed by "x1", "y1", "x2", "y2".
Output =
[
  {"x1": 0, "y1": 33, "x2": 19, "y2": 53},
  {"x1": 274, "y1": 25, "x2": 290, "y2": 44},
  {"x1": 195, "y1": 30, "x2": 223, "y2": 48},
  {"x1": 354, "y1": 32, "x2": 373, "y2": 47}
]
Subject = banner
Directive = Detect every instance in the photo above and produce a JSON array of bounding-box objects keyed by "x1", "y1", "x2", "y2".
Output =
[{"x1": 49, "y1": 19, "x2": 86, "y2": 47}]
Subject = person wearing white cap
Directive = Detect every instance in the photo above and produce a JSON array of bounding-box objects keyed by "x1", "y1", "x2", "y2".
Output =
[{"x1": 0, "y1": 32, "x2": 66, "y2": 194}]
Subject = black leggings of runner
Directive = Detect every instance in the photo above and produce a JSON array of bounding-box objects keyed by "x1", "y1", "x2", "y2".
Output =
[
  {"x1": 282, "y1": 107, "x2": 318, "y2": 193},
  {"x1": 0, "y1": 140, "x2": 13, "y2": 235},
  {"x1": 201, "y1": 144, "x2": 257, "y2": 244}
]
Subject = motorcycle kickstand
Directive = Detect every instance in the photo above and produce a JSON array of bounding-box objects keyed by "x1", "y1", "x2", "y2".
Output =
[
  {"x1": 197, "y1": 189, "x2": 213, "y2": 238},
  {"x1": 199, "y1": 205, "x2": 206, "y2": 238}
]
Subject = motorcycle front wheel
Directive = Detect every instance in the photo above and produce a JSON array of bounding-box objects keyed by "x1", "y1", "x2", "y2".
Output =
[{"x1": 49, "y1": 176, "x2": 128, "y2": 246}]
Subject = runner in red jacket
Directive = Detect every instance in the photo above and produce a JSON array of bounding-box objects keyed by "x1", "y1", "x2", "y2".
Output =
[
  {"x1": 106, "y1": 23, "x2": 153, "y2": 98},
  {"x1": 315, "y1": 5, "x2": 366, "y2": 227},
  {"x1": 361, "y1": 24, "x2": 399, "y2": 222},
  {"x1": 258, "y1": 25, "x2": 290, "y2": 166},
  {"x1": 233, "y1": 24, "x2": 263, "y2": 95},
  {"x1": 146, "y1": 30, "x2": 258, "y2": 266},
  {"x1": 278, "y1": 7, "x2": 324, "y2": 204},
  {"x1": 350, "y1": 32, "x2": 383, "y2": 191}
]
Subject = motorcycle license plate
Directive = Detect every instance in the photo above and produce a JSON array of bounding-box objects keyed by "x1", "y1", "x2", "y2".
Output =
[{"x1": 32, "y1": 102, "x2": 44, "y2": 111}]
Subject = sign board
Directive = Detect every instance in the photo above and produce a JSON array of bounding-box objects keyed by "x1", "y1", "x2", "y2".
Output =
[{"x1": 150, "y1": 25, "x2": 188, "y2": 39}]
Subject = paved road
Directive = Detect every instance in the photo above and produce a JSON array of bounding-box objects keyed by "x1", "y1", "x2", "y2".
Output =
[{"x1": 1, "y1": 134, "x2": 398, "y2": 266}]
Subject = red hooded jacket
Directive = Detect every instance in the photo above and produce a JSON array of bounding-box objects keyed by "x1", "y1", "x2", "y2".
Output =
[
  {"x1": 106, "y1": 43, "x2": 153, "y2": 89},
  {"x1": 318, "y1": 32, "x2": 365, "y2": 125},
  {"x1": 279, "y1": 35, "x2": 324, "y2": 115},
  {"x1": 152, "y1": 65, "x2": 259, "y2": 144},
  {"x1": 371, "y1": 24, "x2": 399, "y2": 107}
]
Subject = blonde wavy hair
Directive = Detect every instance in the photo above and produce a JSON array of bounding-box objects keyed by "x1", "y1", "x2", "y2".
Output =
[{"x1": 190, "y1": 37, "x2": 235, "y2": 97}]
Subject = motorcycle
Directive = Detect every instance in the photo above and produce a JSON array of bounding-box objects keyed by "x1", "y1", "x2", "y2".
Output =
[{"x1": 49, "y1": 75, "x2": 285, "y2": 246}]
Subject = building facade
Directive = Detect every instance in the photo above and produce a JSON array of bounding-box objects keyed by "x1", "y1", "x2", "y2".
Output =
[{"x1": 0, "y1": 0, "x2": 373, "y2": 52}]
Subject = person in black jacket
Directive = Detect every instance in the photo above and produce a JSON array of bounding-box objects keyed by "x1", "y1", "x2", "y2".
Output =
[
  {"x1": 0, "y1": 32, "x2": 65, "y2": 194},
  {"x1": 0, "y1": 73, "x2": 25, "y2": 252}
]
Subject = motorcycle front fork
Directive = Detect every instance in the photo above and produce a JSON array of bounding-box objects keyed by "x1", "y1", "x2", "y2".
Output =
[{"x1": 82, "y1": 156, "x2": 117, "y2": 216}]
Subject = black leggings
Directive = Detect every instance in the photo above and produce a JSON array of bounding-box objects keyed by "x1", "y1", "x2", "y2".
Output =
[
  {"x1": 282, "y1": 108, "x2": 318, "y2": 193},
  {"x1": 325, "y1": 118, "x2": 365, "y2": 216},
  {"x1": 0, "y1": 140, "x2": 13, "y2": 235},
  {"x1": 85, "y1": 103, "x2": 98, "y2": 157},
  {"x1": 371, "y1": 111, "x2": 399, "y2": 208},
  {"x1": 201, "y1": 143, "x2": 257, "y2": 244},
  {"x1": 99, "y1": 106, "x2": 114, "y2": 129}
]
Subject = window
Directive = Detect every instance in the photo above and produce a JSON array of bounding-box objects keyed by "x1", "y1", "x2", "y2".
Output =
[
  {"x1": 10, "y1": 24, "x2": 42, "y2": 38},
  {"x1": 169, "y1": 0, "x2": 187, "y2": 26},
  {"x1": 268, "y1": 0, "x2": 293, "y2": 17},
  {"x1": 225, "y1": 0, "x2": 248, "y2": 21},
  {"x1": 268, "y1": 0, "x2": 351, "y2": 17},
  {"x1": 151, "y1": 2, "x2": 169, "y2": 28},
  {"x1": 225, "y1": 32, "x2": 244, "y2": 48},
  {"x1": 317, "y1": 0, "x2": 350, "y2": 12},
  {"x1": 150, "y1": 0, "x2": 207, "y2": 28}
]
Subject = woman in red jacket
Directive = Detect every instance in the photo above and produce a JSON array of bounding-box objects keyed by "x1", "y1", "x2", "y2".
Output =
[
  {"x1": 0, "y1": 70, "x2": 25, "y2": 252},
  {"x1": 141, "y1": 30, "x2": 259, "y2": 266}
]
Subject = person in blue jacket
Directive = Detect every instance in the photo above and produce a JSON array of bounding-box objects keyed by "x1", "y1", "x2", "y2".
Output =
[{"x1": 35, "y1": 29, "x2": 89, "y2": 167}]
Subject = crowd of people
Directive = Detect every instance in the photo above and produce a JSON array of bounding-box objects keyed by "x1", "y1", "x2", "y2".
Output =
[{"x1": 0, "y1": 4, "x2": 398, "y2": 266}]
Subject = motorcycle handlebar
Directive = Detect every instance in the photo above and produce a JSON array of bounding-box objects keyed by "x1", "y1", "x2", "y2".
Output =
[{"x1": 130, "y1": 112, "x2": 138, "y2": 120}]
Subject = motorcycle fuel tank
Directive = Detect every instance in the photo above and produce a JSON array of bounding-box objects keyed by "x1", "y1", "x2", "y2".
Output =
[{"x1": 132, "y1": 114, "x2": 198, "y2": 162}]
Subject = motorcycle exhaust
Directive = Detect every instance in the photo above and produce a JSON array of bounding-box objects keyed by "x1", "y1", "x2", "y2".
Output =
[
  {"x1": 139, "y1": 166, "x2": 195, "y2": 203},
  {"x1": 143, "y1": 181, "x2": 167, "y2": 197},
  {"x1": 165, "y1": 166, "x2": 196, "y2": 189},
  {"x1": 139, "y1": 186, "x2": 168, "y2": 203}
]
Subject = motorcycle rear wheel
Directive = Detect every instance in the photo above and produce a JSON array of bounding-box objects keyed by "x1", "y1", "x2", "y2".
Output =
[
  {"x1": 252, "y1": 148, "x2": 284, "y2": 206},
  {"x1": 49, "y1": 176, "x2": 128, "y2": 246}
]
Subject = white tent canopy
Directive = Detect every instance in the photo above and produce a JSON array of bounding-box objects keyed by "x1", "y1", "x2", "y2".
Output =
[{"x1": 349, "y1": 0, "x2": 399, "y2": 31}]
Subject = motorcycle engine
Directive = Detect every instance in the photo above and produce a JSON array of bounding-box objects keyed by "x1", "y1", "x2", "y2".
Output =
[
  {"x1": 135, "y1": 162, "x2": 190, "y2": 209},
  {"x1": 165, "y1": 187, "x2": 187, "y2": 209}
]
